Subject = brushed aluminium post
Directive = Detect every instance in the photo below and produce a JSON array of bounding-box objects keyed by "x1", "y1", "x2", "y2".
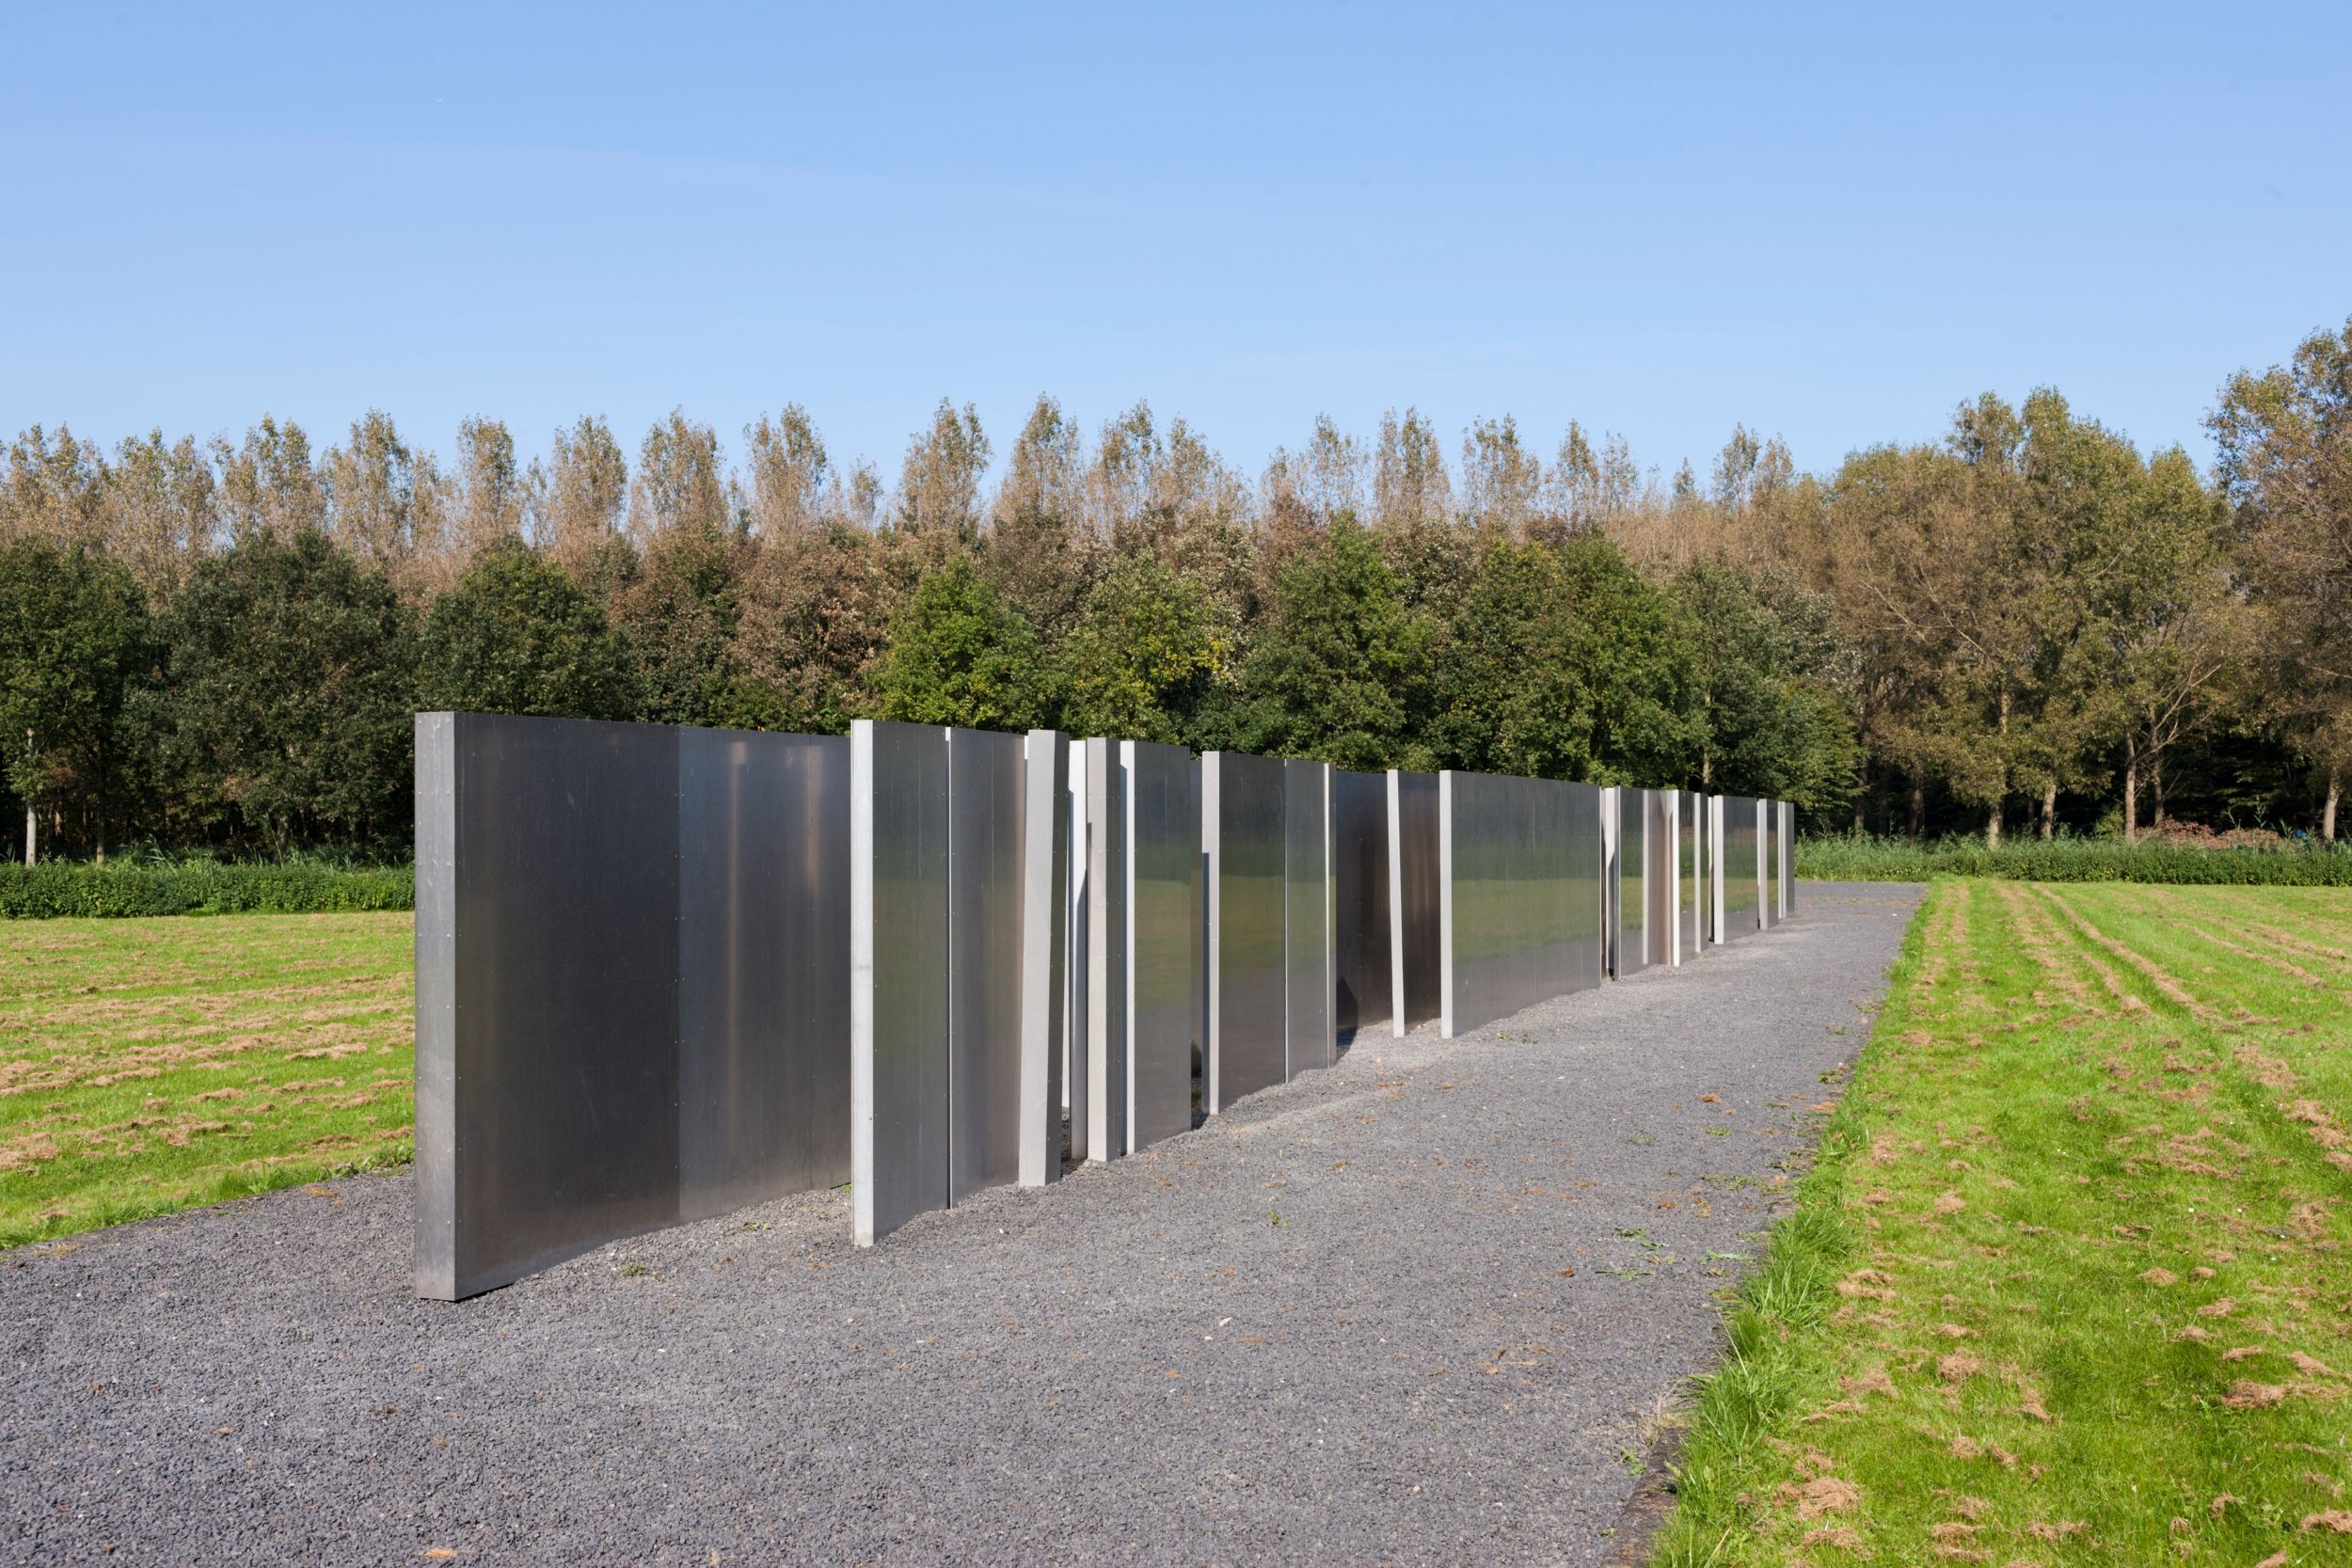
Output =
[
  {"x1": 1018, "y1": 730, "x2": 1068, "y2": 1187},
  {"x1": 1438, "y1": 770, "x2": 1456, "y2": 1039},
  {"x1": 1085, "y1": 737, "x2": 1126, "y2": 1161}
]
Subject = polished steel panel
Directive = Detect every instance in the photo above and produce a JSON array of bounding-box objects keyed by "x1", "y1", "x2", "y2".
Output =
[
  {"x1": 1778, "y1": 800, "x2": 1795, "y2": 916},
  {"x1": 415, "y1": 712, "x2": 681, "y2": 1300},
  {"x1": 1020, "y1": 731, "x2": 1069, "y2": 1187},
  {"x1": 1204, "y1": 751, "x2": 1286, "y2": 1111},
  {"x1": 1285, "y1": 759, "x2": 1334, "y2": 1076},
  {"x1": 1758, "y1": 798, "x2": 1778, "y2": 927},
  {"x1": 1389, "y1": 770, "x2": 1441, "y2": 1033},
  {"x1": 1124, "y1": 740, "x2": 1200, "y2": 1150},
  {"x1": 851, "y1": 720, "x2": 950, "y2": 1245},
  {"x1": 1330, "y1": 768, "x2": 1391, "y2": 1039},
  {"x1": 677, "y1": 727, "x2": 850, "y2": 1223},
  {"x1": 1708, "y1": 795, "x2": 1727, "y2": 942},
  {"x1": 1441, "y1": 770, "x2": 1598, "y2": 1036},
  {"x1": 1721, "y1": 794, "x2": 1761, "y2": 939},
  {"x1": 1083, "y1": 737, "x2": 1127, "y2": 1158},
  {"x1": 1065, "y1": 743, "x2": 1089, "y2": 1159},
  {"x1": 1614, "y1": 785, "x2": 1649, "y2": 976},
  {"x1": 1644, "y1": 790, "x2": 1674, "y2": 963},
  {"x1": 1601, "y1": 787, "x2": 1621, "y2": 977},
  {"x1": 947, "y1": 727, "x2": 1025, "y2": 1204}
]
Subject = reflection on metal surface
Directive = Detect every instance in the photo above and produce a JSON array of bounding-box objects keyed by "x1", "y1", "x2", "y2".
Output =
[
  {"x1": 1613, "y1": 785, "x2": 1649, "y2": 976},
  {"x1": 1777, "y1": 800, "x2": 1795, "y2": 917},
  {"x1": 415, "y1": 713, "x2": 681, "y2": 1302},
  {"x1": 947, "y1": 727, "x2": 1025, "y2": 1204},
  {"x1": 1285, "y1": 759, "x2": 1334, "y2": 1076},
  {"x1": 1125, "y1": 740, "x2": 1200, "y2": 1151},
  {"x1": 1331, "y1": 769, "x2": 1392, "y2": 1038},
  {"x1": 1065, "y1": 743, "x2": 1089, "y2": 1161},
  {"x1": 1204, "y1": 751, "x2": 1285, "y2": 1112},
  {"x1": 1644, "y1": 790, "x2": 1674, "y2": 965},
  {"x1": 1721, "y1": 795, "x2": 1761, "y2": 939},
  {"x1": 1677, "y1": 791, "x2": 1701, "y2": 960},
  {"x1": 852, "y1": 721, "x2": 950, "y2": 1246},
  {"x1": 1439, "y1": 771, "x2": 1603, "y2": 1037},
  {"x1": 678, "y1": 728, "x2": 850, "y2": 1222},
  {"x1": 1389, "y1": 771, "x2": 1441, "y2": 1035},
  {"x1": 1084, "y1": 737, "x2": 1128, "y2": 1160},
  {"x1": 1020, "y1": 732, "x2": 1069, "y2": 1188}
]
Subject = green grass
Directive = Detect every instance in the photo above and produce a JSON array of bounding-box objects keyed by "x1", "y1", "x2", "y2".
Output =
[
  {"x1": 0, "y1": 912, "x2": 414, "y2": 1247},
  {"x1": 0, "y1": 858, "x2": 415, "y2": 918},
  {"x1": 1798, "y1": 833, "x2": 2352, "y2": 886},
  {"x1": 1653, "y1": 880, "x2": 2352, "y2": 1565}
]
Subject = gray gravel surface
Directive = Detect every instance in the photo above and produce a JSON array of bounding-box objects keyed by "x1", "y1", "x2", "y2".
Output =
[{"x1": 2, "y1": 882, "x2": 1919, "y2": 1567}]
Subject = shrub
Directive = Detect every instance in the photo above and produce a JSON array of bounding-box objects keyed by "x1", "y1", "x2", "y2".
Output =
[
  {"x1": 0, "y1": 859, "x2": 414, "y2": 918},
  {"x1": 1796, "y1": 832, "x2": 2352, "y2": 886}
]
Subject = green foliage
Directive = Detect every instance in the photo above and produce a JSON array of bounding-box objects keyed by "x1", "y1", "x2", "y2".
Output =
[
  {"x1": 418, "y1": 535, "x2": 634, "y2": 719},
  {"x1": 0, "y1": 538, "x2": 152, "y2": 853},
  {"x1": 611, "y1": 522, "x2": 739, "y2": 726},
  {"x1": 0, "y1": 857, "x2": 413, "y2": 917},
  {"x1": 868, "y1": 555, "x2": 1043, "y2": 730},
  {"x1": 1055, "y1": 551, "x2": 1229, "y2": 744},
  {"x1": 1233, "y1": 515, "x2": 1434, "y2": 769},
  {"x1": 141, "y1": 530, "x2": 415, "y2": 851},
  {"x1": 1673, "y1": 558, "x2": 1861, "y2": 807},
  {"x1": 1795, "y1": 832, "x2": 2352, "y2": 884}
]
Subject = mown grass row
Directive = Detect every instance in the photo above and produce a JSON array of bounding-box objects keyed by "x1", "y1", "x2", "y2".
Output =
[
  {"x1": 1798, "y1": 833, "x2": 2352, "y2": 885},
  {"x1": 1651, "y1": 879, "x2": 2352, "y2": 1564}
]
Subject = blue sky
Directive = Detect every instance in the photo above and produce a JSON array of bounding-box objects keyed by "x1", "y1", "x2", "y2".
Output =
[{"x1": 4, "y1": 1, "x2": 2346, "y2": 489}]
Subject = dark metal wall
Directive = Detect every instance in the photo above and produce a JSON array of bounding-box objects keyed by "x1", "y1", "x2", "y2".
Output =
[
  {"x1": 1203, "y1": 751, "x2": 1285, "y2": 1113},
  {"x1": 947, "y1": 728, "x2": 1026, "y2": 1203},
  {"x1": 1613, "y1": 787, "x2": 1648, "y2": 977},
  {"x1": 1439, "y1": 772, "x2": 1603, "y2": 1037},
  {"x1": 1722, "y1": 795, "x2": 1761, "y2": 939},
  {"x1": 1125, "y1": 740, "x2": 1200, "y2": 1151},
  {"x1": 1389, "y1": 770, "x2": 1441, "y2": 1034},
  {"x1": 1330, "y1": 768, "x2": 1392, "y2": 1039},
  {"x1": 1285, "y1": 760, "x2": 1335, "y2": 1075}
]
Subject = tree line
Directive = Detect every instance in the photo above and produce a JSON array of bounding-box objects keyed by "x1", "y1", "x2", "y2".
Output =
[{"x1": 2, "y1": 317, "x2": 2344, "y2": 862}]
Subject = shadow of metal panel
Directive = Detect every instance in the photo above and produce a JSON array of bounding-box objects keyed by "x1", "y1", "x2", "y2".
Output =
[
  {"x1": 1125, "y1": 740, "x2": 1200, "y2": 1151},
  {"x1": 1330, "y1": 769, "x2": 1391, "y2": 1038},
  {"x1": 1204, "y1": 751, "x2": 1285, "y2": 1112},
  {"x1": 1389, "y1": 770, "x2": 1441, "y2": 1033},
  {"x1": 677, "y1": 728, "x2": 850, "y2": 1223},
  {"x1": 948, "y1": 727, "x2": 1026, "y2": 1204},
  {"x1": 1285, "y1": 759, "x2": 1334, "y2": 1076},
  {"x1": 416, "y1": 712, "x2": 681, "y2": 1301},
  {"x1": 852, "y1": 721, "x2": 950, "y2": 1245}
]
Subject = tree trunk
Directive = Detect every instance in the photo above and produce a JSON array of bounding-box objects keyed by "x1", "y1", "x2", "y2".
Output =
[
  {"x1": 19, "y1": 729, "x2": 29, "y2": 868},
  {"x1": 2041, "y1": 781, "x2": 2057, "y2": 840},
  {"x1": 2326, "y1": 767, "x2": 2341, "y2": 844},
  {"x1": 2152, "y1": 751, "x2": 2167, "y2": 828},
  {"x1": 2122, "y1": 737, "x2": 2138, "y2": 842},
  {"x1": 1986, "y1": 801, "x2": 2002, "y2": 849},
  {"x1": 1907, "y1": 774, "x2": 1925, "y2": 843}
]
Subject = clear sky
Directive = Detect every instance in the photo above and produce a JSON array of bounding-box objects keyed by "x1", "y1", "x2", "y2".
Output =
[{"x1": 4, "y1": 1, "x2": 2346, "y2": 490}]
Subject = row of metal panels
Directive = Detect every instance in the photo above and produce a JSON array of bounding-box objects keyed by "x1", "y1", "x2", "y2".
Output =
[{"x1": 416, "y1": 708, "x2": 1794, "y2": 1295}]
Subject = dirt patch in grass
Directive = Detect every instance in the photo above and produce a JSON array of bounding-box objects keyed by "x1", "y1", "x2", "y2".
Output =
[{"x1": 0, "y1": 912, "x2": 413, "y2": 1246}]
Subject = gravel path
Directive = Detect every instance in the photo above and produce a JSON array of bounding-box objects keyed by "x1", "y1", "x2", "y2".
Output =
[{"x1": 2, "y1": 882, "x2": 1919, "y2": 1567}]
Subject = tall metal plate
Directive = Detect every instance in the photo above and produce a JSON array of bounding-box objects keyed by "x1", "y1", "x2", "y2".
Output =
[
  {"x1": 1708, "y1": 795, "x2": 1727, "y2": 942},
  {"x1": 1564, "y1": 779, "x2": 1604, "y2": 995},
  {"x1": 1780, "y1": 800, "x2": 1797, "y2": 916},
  {"x1": 1065, "y1": 743, "x2": 1089, "y2": 1161},
  {"x1": 415, "y1": 713, "x2": 681, "y2": 1301},
  {"x1": 677, "y1": 728, "x2": 850, "y2": 1223},
  {"x1": 1644, "y1": 790, "x2": 1674, "y2": 963},
  {"x1": 1285, "y1": 759, "x2": 1334, "y2": 1076},
  {"x1": 1615, "y1": 785, "x2": 1648, "y2": 977},
  {"x1": 1123, "y1": 740, "x2": 1199, "y2": 1150},
  {"x1": 1601, "y1": 787, "x2": 1621, "y2": 978},
  {"x1": 1083, "y1": 738, "x2": 1127, "y2": 1158},
  {"x1": 1677, "y1": 791, "x2": 1701, "y2": 959},
  {"x1": 852, "y1": 721, "x2": 950, "y2": 1246},
  {"x1": 1204, "y1": 752, "x2": 1286, "y2": 1111},
  {"x1": 1758, "y1": 798, "x2": 1777, "y2": 927},
  {"x1": 1330, "y1": 768, "x2": 1391, "y2": 1039},
  {"x1": 1722, "y1": 795, "x2": 1760, "y2": 939},
  {"x1": 947, "y1": 727, "x2": 1026, "y2": 1204},
  {"x1": 1019, "y1": 731, "x2": 1069, "y2": 1187},
  {"x1": 1389, "y1": 770, "x2": 1440, "y2": 1033}
]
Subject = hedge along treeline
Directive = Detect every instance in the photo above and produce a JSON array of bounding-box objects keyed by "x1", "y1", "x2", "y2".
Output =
[
  {"x1": 0, "y1": 859, "x2": 415, "y2": 917},
  {"x1": 0, "y1": 420, "x2": 1860, "y2": 862},
  {"x1": 1795, "y1": 834, "x2": 2352, "y2": 885}
]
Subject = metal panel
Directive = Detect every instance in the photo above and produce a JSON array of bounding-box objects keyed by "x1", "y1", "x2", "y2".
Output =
[
  {"x1": 1782, "y1": 800, "x2": 1797, "y2": 916},
  {"x1": 1124, "y1": 740, "x2": 1200, "y2": 1151},
  {"x1": 1677, "y1": 791, "x2": 1700, "y2": 959},
  {"x1": 1285, "y1": 759, "x2": 1334, "y2": 1076},
  {"x1": 1204, "y1": 752, "x2": 1286, "y2": 1111},
  {"x1": 1759, "y1": 798, "x2": 1778, "y2": 927},
  {"x1": 677, "y1": 727, "x2": 850, "y2": 1223},
  {"x1": 1065, "y1": 742, "x2": 1089, "y2": 1160},
  {"x1": 1601, "y1": 787, "x2": 1621, "y2": 978},
  {"x1": 415, "y1": 713, "x2": 681, "y2": 1301},
  {"x1": 1615, "y1": 785, "x2": 1649, "y2": 977},
  {"x1": 1644, "y1": 790, "x2": 1674, "y2": 963},
  {"x1": 852, "y1": 720, "x2": 950, "y2": 1246},
  {"x1": 1020, "y1": 731, "x2": 1069, "y2": 1187},
  {"x1": 1083, "y1": 738, "x2": 1127, "y2": 1159},
  {"x1": 1441, "y1": 771, "x2": 1597, "y2": 1037},
  {"x1": 1722, "y1": 795, "x2": 1761, "y2": 939},
  {"x1": 1388, "y1": 770, "x2": 1441, "y2": 1035},
  {"x1": 1331, "y1": 768, "x2": 1391, "y2": 1040},
  {"x1": 947, "y1": 727, "x2": 1025, "y2": 1204},
  {"x1": 1708, "y1": 795, "x2": 1727, "y2": 942}
]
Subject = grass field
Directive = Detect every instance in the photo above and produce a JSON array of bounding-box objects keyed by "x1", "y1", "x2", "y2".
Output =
[
  {"x1": 1655, "y1": 881, "x2": 2352, "y2": 1566},
  {"x1": 0, "y1": 913, "x2": 414, "y2": 1248}
]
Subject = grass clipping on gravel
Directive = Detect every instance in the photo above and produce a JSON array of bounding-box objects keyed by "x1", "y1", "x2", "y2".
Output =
[
  {"x1": 0, "y1": 912, "x2": 413, "y2": 1248},
  {"x1": 1653, "y1": 881, "x2": 2352, "y2": 1566}
]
